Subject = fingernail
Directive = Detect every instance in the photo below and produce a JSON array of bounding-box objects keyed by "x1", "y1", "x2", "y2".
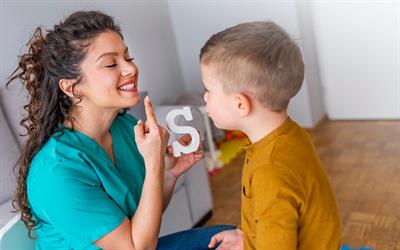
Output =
[
  {"x1": 137, "y1": 119, "x2": 143, "y2": 124},
  {"x1": 145, "y1": 96, "x2": 150, "y2": 102}
]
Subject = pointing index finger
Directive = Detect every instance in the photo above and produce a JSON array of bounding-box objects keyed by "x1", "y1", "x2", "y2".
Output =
[{"x1": 144, "y1": 96, "x2": 158, "y2": 127}]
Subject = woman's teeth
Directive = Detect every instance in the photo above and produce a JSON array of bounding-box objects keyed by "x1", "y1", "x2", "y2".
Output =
[{"x1": 119, "y1": 83, "x2": 135, "y2": 90}]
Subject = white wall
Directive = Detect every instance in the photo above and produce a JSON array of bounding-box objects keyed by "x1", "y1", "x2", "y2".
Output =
[
  {"x1": 296, "y1": 1, "x2": 326, "y2": 125},
  {"x1": 310, "y1": 0, "x2": 400, "y2": 119},
  {"x1": 167, "y1": 0, "x2": 324, "y2": 127},
  {"x1": 0, "y1": 0, "x2": 184, "y2": 139}
]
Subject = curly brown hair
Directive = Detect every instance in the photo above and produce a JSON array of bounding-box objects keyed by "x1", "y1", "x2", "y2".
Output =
[{"x1": 6, "y1": 11, "x2": 124, "y2": 238}]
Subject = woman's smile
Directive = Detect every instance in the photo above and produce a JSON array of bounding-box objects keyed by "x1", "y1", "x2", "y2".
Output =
[{"x1": 118, "y1": 80, "x2": 137, "y2": 92}]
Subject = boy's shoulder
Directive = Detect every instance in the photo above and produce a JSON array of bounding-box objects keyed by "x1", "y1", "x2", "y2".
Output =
[
  {"x1": 247, "y1": 118, "x2": 321, "y2": 176},
  {"x1": 248, "y1": 118, "x2": 311, "y2": 155},
  {"x1": 266, "y1": 118, "x2": 314, "y2": 152}
]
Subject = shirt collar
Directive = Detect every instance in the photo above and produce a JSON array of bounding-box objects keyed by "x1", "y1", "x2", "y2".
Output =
[{"x1": 243, "y1": 117, "x2": 295, "y2": 152}]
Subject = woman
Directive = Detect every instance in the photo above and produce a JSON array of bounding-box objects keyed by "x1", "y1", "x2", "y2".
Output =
[{"x1": 7, "y1": 11, "x2": 234, "y2": 250}]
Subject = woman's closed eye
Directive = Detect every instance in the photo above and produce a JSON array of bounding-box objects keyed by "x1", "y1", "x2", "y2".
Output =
[
  {"x1": 105, "y1": 63, "x2": 117, "y2": 68},
  {"x1": 105, "y1": 57, "x2": 135, "y2": 68}
]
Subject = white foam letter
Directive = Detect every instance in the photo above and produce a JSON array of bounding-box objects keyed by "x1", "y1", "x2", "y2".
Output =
[{"x1": 166, "y1": 107, "x2": 200, "y2": 157}]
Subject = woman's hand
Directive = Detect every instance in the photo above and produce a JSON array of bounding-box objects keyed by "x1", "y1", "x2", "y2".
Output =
[
  {"x1": 165, "y1": 133, "x2": 204, "y2": 178},
  {"x1": 134, "y1": 96, "x2": 170, "y2": 170}
]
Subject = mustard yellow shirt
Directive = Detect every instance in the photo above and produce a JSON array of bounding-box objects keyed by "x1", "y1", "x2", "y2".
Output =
[{"x1": 241, "y1": 118, "x2": 341, "y2": 250}]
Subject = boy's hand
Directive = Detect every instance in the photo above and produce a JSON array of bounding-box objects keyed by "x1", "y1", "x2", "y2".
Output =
[
  {"x1": 165, "y1": 133, "x2": 204, "y2": 178},
  {"x1": 208, "y1": 228, "x2": 243, "y2": 250}
]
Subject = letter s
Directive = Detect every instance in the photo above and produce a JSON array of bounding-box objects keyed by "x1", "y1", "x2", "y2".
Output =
[{"x1": 165, "y1": 106, "x2": 200, "y2": 157}]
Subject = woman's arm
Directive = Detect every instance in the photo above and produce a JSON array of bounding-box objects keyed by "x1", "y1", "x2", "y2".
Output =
[
  {"x1": 95, "y1": 97, "x2": 169, "y2": 250},
  {"x1": 130, "y1": 158, "x2": 165, "y2": 249},
  {"x1": 161, "y1": 135, "x2": 205, "y2": 211},
  {"x1": 95, "y1": 160, "x2": 165, "y2": 250},
  {"x1": 162, "y1": 168, "x2": 178, "y2": 211}
]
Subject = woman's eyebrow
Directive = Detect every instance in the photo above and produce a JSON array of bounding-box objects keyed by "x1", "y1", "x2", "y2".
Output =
[
  {"x1": 96, "y1": 47, "x2": 129, "y2": 62},
  {"x1": 96, "y1": 52, "x2": 117, "y2": 62}
]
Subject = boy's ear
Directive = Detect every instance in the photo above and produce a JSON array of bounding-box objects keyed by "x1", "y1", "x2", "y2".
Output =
[
  {"x1": 59, "y1": 79, "x2": 80, "y2": 98},
  {"x1": 234, "y1": 92, "x2": 252, "y2": 116}
]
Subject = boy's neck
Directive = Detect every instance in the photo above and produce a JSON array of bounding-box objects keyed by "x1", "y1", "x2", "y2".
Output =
[{"x1": 241, "y1": 109, "x2": 289, "y2": 144}]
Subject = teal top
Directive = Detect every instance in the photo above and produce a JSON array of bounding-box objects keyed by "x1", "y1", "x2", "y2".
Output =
[{"x1": 27, "y1": 113, "x2": 145, "y2": 250}]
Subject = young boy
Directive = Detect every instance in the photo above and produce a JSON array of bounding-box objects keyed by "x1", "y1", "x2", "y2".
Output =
[{"x1": 201, "y1": 22, "x2": 341, "y2": 250}]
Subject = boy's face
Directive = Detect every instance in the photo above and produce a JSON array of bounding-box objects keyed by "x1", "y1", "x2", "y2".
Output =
[{"x1": 200, "y1": 63, "x2": 239, "y2": 130}]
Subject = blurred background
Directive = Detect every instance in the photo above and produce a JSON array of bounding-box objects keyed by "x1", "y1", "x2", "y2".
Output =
[{"x1": 1, "y1": 1, "x2": 399, "y2": 249}]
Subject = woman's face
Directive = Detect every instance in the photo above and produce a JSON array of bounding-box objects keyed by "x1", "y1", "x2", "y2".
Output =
[{"x1": 77, "y1": 31, "x2": 139, "y2": 111}]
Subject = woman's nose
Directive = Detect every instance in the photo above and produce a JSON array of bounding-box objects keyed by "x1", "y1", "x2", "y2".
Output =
[{"x1": 121, "y1": 60, "x2": 138, "y2": 77}]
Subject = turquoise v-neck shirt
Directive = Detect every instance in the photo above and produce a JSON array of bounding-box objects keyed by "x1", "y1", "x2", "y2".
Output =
[{"x1": 27, "y1": 113, "x2": 145, "y2": 250}]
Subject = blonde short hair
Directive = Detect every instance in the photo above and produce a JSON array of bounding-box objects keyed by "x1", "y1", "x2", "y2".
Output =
[{"x1": 200, "y1": 21, "x2": 304, "y2": 112}]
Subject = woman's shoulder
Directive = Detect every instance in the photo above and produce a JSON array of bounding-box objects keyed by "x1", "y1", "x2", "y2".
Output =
[
  {"x1": 28, "y1": 132, "x2": 93, "y2": 179},
  {"x1": 27, "y1": 140, "x2": 104, "y2": 228},
  {"x1": 28, "y1": 139, "x2": 99, "y2": 201},
  {"x1": 37, "y1": 129, "x2": 88, "y2": 157}
]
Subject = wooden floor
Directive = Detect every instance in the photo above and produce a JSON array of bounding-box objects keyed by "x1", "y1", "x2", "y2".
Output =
[{"x1": 205, "y1": 120, "x2": 400, "y2": 250}]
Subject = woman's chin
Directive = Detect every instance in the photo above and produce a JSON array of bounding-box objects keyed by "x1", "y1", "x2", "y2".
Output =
[{"x1": 122, "y1": 96, "x2": 141, "y2": 108}]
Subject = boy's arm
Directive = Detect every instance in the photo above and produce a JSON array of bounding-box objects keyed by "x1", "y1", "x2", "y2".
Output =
[{"x1": 251, "y1": 166, "x2": 304, "y2": 250}]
